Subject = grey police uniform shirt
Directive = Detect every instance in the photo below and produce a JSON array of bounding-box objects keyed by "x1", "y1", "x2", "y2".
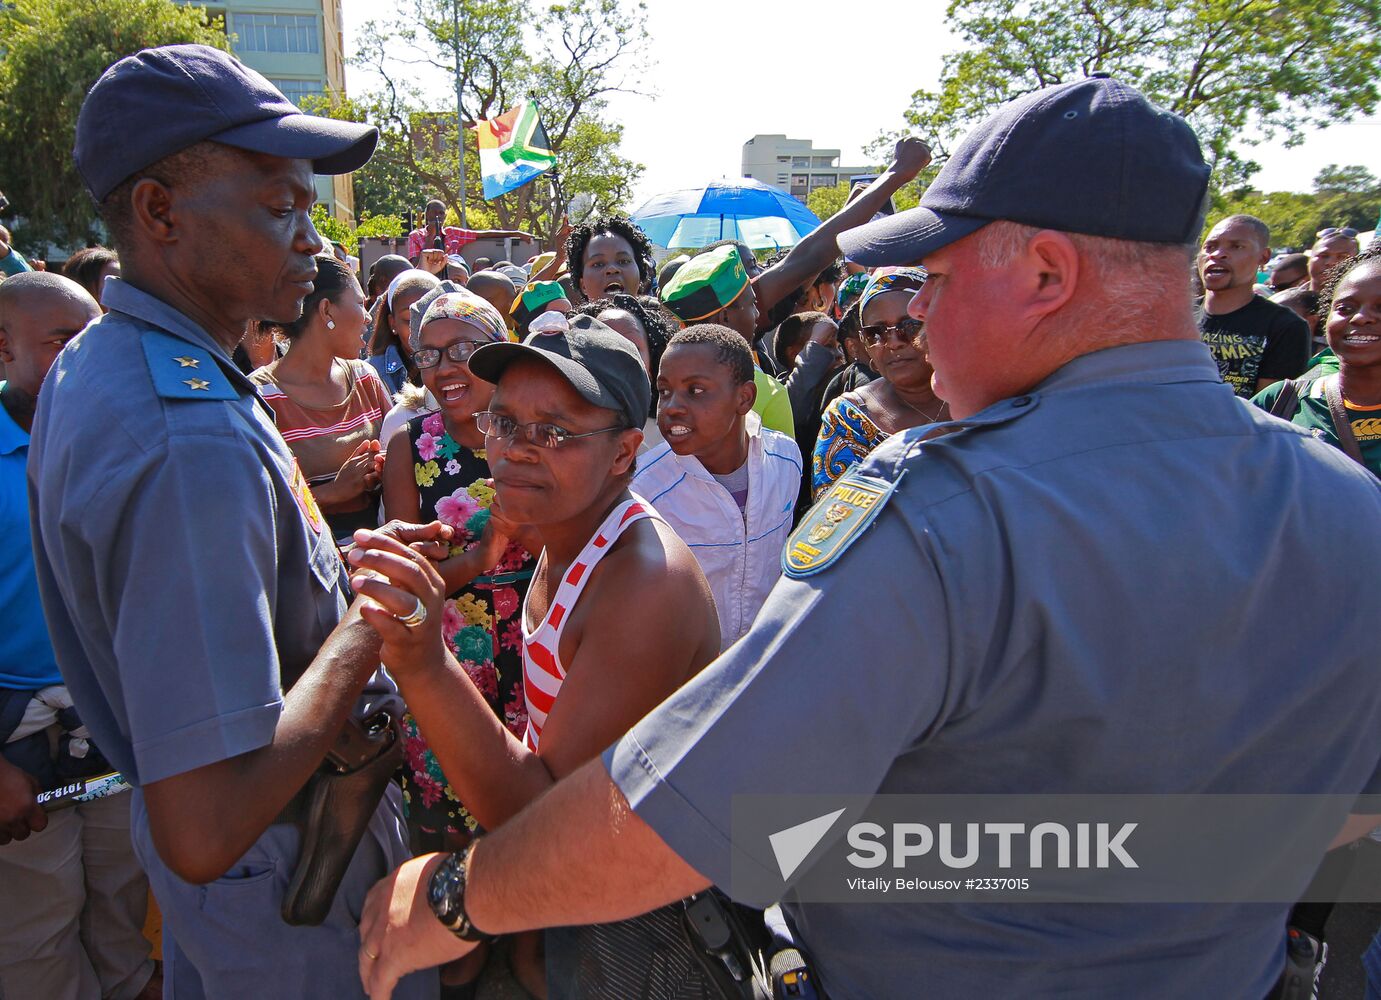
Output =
[
  {"x1": 606, "y1": 339, "x2": 1381, "y2": 999},
  {"x1": 26, "y1": 281, "x2": 414, "y2": 902}
]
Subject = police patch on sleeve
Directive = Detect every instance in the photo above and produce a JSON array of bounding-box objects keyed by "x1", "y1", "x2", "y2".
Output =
[{"x1": 784, "y1": 467, "x2": 901, "y2": 578}]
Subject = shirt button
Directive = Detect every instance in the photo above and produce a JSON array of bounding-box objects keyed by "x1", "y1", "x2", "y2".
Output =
[{"x1": 1013, "y1": 396, "x2": 1033, "y2": 407}]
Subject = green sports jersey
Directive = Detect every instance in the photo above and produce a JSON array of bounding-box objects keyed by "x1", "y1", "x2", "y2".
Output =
[
  {"x1": 1251, "y1": 374, "x2": 1381, "y2": 478},
  {"x1": 753, "y1": 367, "x2": 794, "y2": 438}
]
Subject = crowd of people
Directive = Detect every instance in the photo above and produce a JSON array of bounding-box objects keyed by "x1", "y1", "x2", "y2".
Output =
[{"x1": 1, "y1": 41, "x2": 1380, "y2": 1000}]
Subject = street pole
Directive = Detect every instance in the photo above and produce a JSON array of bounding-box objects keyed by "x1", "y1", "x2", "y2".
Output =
[{"x1": 452, "y1": 0, "x2": 468, "y2": 228}]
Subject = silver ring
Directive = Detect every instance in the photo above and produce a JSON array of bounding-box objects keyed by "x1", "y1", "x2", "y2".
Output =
[{"x1": 397, "y1": 597, "x2": 427, "y2": 628}]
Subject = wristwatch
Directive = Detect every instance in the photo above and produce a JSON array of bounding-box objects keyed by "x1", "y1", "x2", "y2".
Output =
[{"x1": 427, "y1": 847, "x2": 495, "y2": 943}]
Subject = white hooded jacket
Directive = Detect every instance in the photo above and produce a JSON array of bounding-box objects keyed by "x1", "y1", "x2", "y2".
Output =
[{"x1": 632, "y1": 413, "x2": 802, "y2": 650}]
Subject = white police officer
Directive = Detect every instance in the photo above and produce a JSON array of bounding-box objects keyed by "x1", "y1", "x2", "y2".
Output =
[
  {"x1": 357, "y1": 75, "x2": 1381, "y2": 1000},
  {"x1": 28, "y1": 46, "x2": 439, "y2": 998}
]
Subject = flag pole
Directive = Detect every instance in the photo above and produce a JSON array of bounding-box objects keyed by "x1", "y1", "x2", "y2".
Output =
[
  {"x1": 529, "y1": 92, "x2": 560, "y2": 239},
  {"x1": 452, "y1": 0, "x2": 468, "y2": 228}
]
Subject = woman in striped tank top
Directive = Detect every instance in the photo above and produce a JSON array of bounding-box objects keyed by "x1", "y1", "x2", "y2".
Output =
[{"x1": 349, "y1": 318, "x2": 724, "y2": 998}]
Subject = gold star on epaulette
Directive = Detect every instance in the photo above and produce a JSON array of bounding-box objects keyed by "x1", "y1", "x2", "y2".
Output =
[
  {"x1": 183, "y1": 378, "x2": 211, "y2": 391},
  {"x1": 173, "y1": 356, "x2": 200, "y2": 368}
]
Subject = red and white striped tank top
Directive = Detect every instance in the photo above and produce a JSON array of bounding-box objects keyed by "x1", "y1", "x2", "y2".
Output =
[{"x1": 521, "y1": 497, "x2": 660, "y2": 752}]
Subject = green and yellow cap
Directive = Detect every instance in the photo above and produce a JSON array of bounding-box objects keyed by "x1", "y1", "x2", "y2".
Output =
[
  {"x1": 660, "y1": 244, "x2": 750, "y2": 323},
  {"x1": 511, "y1": 280, "x2": 569, "y2": 318}
]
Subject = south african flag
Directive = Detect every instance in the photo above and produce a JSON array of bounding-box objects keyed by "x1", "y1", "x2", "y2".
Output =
[{"x1": 471, "y1": 100, "x2": 557, "y2": 200}]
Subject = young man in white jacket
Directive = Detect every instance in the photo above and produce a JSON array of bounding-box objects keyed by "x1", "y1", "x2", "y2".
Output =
[{"x1": 633, "y1": 325, "x2": 803, "y2": 650}]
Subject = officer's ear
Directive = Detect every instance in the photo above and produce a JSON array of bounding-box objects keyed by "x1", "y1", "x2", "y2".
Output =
[
  {"x1": 1018, "y1": 230, "x2": 1080, "y2": 321},
  {"x1": 129, "y1": 178, "x2": 178, "y2": 247}
]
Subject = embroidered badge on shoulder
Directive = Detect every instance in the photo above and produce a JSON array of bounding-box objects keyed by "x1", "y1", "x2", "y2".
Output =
[
  {"x1": 289, "y1": 458, "x2": 327, "y2": 536},
  {"x1": 141, "y1": 330, "x2": 237, "y2": 401},
  {"x1": 784, "y1": 467, "x2": 901, "y2": 578}
]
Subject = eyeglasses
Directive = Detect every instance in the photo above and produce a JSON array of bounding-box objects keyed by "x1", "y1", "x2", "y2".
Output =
[
  {"x1": 414, "y1": 340, "x2": 488, "y2": 369},
  {"x1": 475, "y1": 410, "x2": 626, "y2": 449},
  {"x1": 1317, "y1": 227, "x2": 1359, "y2": 240},
  {"x1": 858, "y1": 317, "x2": 925, "y2": 347}
]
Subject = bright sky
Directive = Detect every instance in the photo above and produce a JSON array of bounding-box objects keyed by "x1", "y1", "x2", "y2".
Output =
[{"x1": 339, "y1": 0, "x2": 1380, "y2": 212}]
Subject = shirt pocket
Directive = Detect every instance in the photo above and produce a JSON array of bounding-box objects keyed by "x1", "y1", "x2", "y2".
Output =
[{"x1": 307, "y1": 526, "x2": 349, "y2": 636}]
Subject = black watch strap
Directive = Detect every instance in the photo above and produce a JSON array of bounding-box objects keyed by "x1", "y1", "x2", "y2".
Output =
[{"x1": 429, "y1": 847, "x2": 496, "y2": 943}]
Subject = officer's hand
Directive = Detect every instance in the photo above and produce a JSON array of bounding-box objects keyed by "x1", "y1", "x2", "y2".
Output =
[
  {"x1": 359, "y1": 853, "x2": 476, "y2": 999},
  {"x1": 374, "y1": 519, "x2": 454, "y2": 562},
  {"x1": 0, "y1": 757, "x2": 47, "y2": 845},
  {"x1": 892, "y1": 136, "x2": 933, "y2": 180},
  {"x1": 348, "y1": 529, "x2": 449, "y2": 679}
]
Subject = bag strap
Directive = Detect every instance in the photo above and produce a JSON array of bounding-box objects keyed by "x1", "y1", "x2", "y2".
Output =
[
  {"x1": 1268, "y1": 379, "x2": 1302, "y2": 420},
  {"x1": 1322, "y1": 376, "x2": 1368, "y2": 467}
]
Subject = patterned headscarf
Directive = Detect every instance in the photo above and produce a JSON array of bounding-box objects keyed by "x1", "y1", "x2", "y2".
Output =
[
  {"x1": 411, "y1": 284, "x2": 508, "y2": 350},
  {"x1": 837, "y1": 271, "x2": 870, "y2": 306},
  {"x1": 857, "y1": 266, "x2": 927, "y2": 320}
]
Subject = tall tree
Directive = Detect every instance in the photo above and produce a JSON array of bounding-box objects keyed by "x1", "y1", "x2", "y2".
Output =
[
  {"x1": 346, "y1": 0, "x2": 648, "y2": 241},
  {"x1": 873, "y1": 0, "x2": 1380, "y2": 191},
  {"x1": 0, "y1": 0, "x2": 229, "y2": 250},
  {"x1": 1211, "y1": 163, "x2": 1380, "y2": 248}
]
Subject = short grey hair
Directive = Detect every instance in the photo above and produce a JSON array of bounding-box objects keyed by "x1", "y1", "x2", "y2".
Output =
[{"x1": 974, "y1": 221, "x2": 1195, "y2": 336}]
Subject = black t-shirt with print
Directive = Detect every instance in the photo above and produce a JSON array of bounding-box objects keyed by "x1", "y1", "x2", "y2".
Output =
[{"x1": 1197, "y1": 294, "x2": 1311, "y2": 399}]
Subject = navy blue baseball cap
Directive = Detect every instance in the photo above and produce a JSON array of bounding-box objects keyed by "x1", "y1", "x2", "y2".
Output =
[
  {"x1": 75, "y1": 44, "x2": 378, "y2": 202},
  {"x1": 468, "y1": 314, "x2": 651, "y2": 431},
  {"x1": 838, "y1": 75, "x2": 1211, "y2": 266}
]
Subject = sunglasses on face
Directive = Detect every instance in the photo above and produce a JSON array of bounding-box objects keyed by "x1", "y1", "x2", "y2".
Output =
[
  {"x1": 414, "y1": 340, "x2": 488, "y2": 369},
  {"x1": 475, "y1": 410, "x2": 625, "y2": 450},
  {"x1": 858, "y1": 317, "x2": 925, "y2": 347}
]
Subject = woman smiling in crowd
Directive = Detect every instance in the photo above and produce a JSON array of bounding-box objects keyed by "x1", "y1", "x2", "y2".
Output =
[{"x1": 1254, "y1": 246, "x2": 1381, "y2": 477}]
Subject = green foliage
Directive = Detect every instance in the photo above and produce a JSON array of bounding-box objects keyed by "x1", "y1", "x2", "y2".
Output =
[
  {"x1": 1210, "y1": 163, "x2": 1380, "y2": 249},
  {"x1": 0, "y1": 0, "x2": 229, "y2": 250},
  {"x1": 806, "y1": 183, "x2": 849, "y2": 221},
  {"x1": 348, "y1": 0, "x2": 649, "y2": 242},
  {"x1": 874, "y1": 0, "x2": 1381, "y2": 192},
  {"x1": 309, "y1": 204, "x2": 407, "y2": 256}
]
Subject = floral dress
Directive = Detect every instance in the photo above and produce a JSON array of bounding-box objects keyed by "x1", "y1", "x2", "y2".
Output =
[{"x1": 400, "y1": 411, "x2": 534, "y2": 837}]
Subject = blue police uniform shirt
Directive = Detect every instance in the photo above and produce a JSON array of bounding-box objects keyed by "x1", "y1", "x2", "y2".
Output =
[
  {"x1": 27, "y1": 278, "x2": 390, "y2": 786},
  {"x1": 0, "y1": 385, "x2": 62, "y2": 689},
  {"x1": 27, "y1": 278, "x2": 433, "y2": 999},
  {"x1": 607, "y1": 339, "x2": 1381, "y2": 999}
]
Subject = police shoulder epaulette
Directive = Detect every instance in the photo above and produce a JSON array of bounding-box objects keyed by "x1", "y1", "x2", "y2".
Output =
[
  {"x1": 141, "y1": 330, "x2": 238, "y2": 401},
  {"x1": 783, "y1": 466, "x2": 902, "y2": 578}
]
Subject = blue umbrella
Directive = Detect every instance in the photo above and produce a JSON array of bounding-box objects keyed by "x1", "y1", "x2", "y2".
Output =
[{"x1": 630, "y1": 178, "x2": 822, "y2": 251}]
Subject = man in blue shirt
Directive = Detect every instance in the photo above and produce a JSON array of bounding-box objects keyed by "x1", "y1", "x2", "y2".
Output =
[
  {"x1": 28, "y1": 46, "x2": 441, "y2": 998},
  {"x1": 357, "y1": 78, "x2": 1381, "y2": 999},
  {"x1": 0, "y1": 272, "x2": 160, "y2": 1000}
]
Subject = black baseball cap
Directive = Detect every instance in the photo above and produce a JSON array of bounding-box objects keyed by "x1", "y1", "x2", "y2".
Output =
[
  {"x1": 838, "y1": 75, "x2": 1210, "y2": 266},
  {"x1": 75, "y1": 44, "x2": 378, "y2": 202},
  {"x1": 468, "y1": 314, "x2": 651, "y2": 431}
]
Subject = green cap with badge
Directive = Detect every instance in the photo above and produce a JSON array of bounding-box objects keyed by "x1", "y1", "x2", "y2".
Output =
[{"x1": 660, "y1": 244, "x2": 750, "y2": 323}]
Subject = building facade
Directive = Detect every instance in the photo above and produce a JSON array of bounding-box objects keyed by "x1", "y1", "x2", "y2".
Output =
[
  {"x1": 741, "y1": 135, "x2": 874, "y2": 202},
  {"x1": 181, "y1": 0, "x2": 355, "y2": 221}
]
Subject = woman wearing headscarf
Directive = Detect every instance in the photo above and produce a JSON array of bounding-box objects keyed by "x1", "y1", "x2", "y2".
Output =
[
  {"x1": 366, "y1": 268, "x2": 441, "y2": 395},
  {"x1": 813, "y1": 267, "x2": 948, "y2": 498}
]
